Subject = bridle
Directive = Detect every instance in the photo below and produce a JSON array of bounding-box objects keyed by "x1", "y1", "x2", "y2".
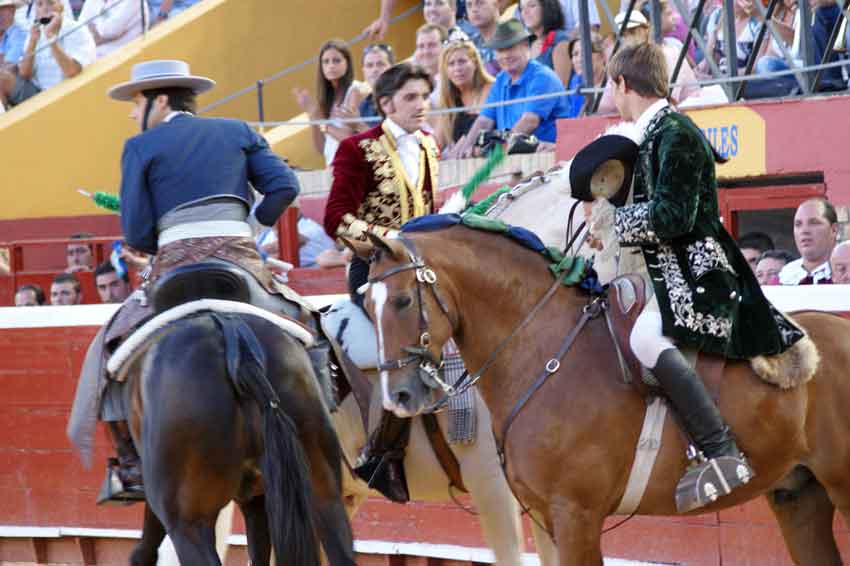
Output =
[{"x1": 367, "y1": 235, "x2": 459, "y2": 395}]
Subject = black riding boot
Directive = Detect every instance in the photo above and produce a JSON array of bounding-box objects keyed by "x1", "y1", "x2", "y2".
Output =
[
  {"x1": 653, "y1": 348, "x2": 754, "y2": 512},
  {"x1": 97, "y1": 421, "x2": 144, "y2": 504},
  {"x1": 353, "y1": 410, "x2": 411, "y2": 503},
  {"x1": 307, "y1": 340, "x2": 337, "y2": 410}
]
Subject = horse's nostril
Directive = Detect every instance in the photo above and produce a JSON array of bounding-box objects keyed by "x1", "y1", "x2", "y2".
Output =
[{"x1": 395, "y1": 390, "x2": 411, "y2": 406}]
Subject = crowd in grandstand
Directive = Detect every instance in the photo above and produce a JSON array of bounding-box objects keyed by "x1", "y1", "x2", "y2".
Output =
[
  {"x1": 0, "y1": 0, "x2": 202, "y2": 112},
  {"x1": 288, "y1": 0, "x2": 849, "y2": 167}
]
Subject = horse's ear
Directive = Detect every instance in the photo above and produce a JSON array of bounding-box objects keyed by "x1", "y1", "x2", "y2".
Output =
[
  {"x1": 365, "y1": 232, "x2": 401, "y2": 258},
  {"x1": 340, "y1": 237, "x2": 373, "y2": 259}
]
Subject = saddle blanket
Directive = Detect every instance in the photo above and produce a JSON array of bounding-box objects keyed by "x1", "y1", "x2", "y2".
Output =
[{"x1": 322, "y1": 298, "x2": 476, "y2": 444}]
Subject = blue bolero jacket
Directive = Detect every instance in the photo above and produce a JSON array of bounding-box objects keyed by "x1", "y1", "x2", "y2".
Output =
[{"x1": 119, "y1": 114, "x2": 300, "y2": 254}]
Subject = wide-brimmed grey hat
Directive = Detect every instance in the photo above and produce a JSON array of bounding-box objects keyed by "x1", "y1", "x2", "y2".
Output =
[
  {"x1": 484, "y1": 20, "x2": 532, "y2": 50},
  {"x1": 108, "y1": 60, "x2": 215, "y2": 101}
]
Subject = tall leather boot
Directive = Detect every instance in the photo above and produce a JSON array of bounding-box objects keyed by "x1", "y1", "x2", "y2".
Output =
[
  {"x1": 108, "y1": 421, "x2": 144, "y2": 494},
  {"x1": 307, "y1": 340, "x2": 336, "y2": 410},
  {"x1": 353, "y1": 410, "x2": 411, "y2": 503},
  {"x1": 652, "y1": 348, "x2": 754, "y2": 512}
]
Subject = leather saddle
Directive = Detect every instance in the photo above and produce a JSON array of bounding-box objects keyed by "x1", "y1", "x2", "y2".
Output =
[
  {"x1": 605, "y1": 274, "x2": 725, "y2": 398},
  {"x1": 151, "y1": 258, "x2": 304, "y2": 322}
]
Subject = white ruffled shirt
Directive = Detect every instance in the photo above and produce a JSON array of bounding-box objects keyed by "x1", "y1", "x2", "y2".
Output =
[
  {"x1": 634, "y1": 99, "x2": 670, "y2": 144},
  {"x1": 778, "y1": 258, "x2": 832, "y2": 285},
  {"x1": 384, "y1": 117, "x2": 422, "y2": 188}
]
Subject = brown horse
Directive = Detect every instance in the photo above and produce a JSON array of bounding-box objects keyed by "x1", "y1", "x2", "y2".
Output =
[{"x1": 353, "y1": 224, "x2": 850, "y2": 565}]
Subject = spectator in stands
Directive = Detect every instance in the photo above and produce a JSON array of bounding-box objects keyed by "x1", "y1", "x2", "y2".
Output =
[
  {"x1": 79, "y1": 0, "x2": 148, "y2": 59},
  {"x1": 467, "y1": 0, "x2": 501, "y2": 75},
  {"x1": 413, "y1": 23, "x2": 447, "y2": 88},
  {"x1": 424, "y1": 0, "x2": 476, "y2": 38},
  {"x1": 753, "y1": 0, "x2": 799, "y2": 77},
  {"x1": 94, "y1": 260, "x2": 130, "y2": 303},
  {"x1": 357, "y1": 43, "x2": 394, "y2": 124},
  {"x1": 701, "y1": 0, "x2": 766, "y2": 76},
  {"x1": 0, "y1": 0, "x2": 27, "y2": 71},
  {"x1": 831, "y1": 241, "x2": 850, "y2": 284},
  {"x1": 451, "y1": 19, "x2": 570, "y2": 157},
  {"x1": 560, "y1": 0, "x2": 600, "y2": 35},
  {"x1": 435, "y1": 36, "x2": 493, "y2": 150},
  {"x1": 566, "y1": 34, "x2": 605, "y2": 118},
  {"x1": 779, "y1": 197, "x2": 838, "y2": 285},
  {"x1": 14, "y1": 283, "x2": 45, "y2": 306},
  {"x1": 66, "y1": 232, "x2": 94, "y2": 272},
  {"x1": 755, "y1": 249, "x2": 794, "y2": 285},
  {"x1": 146, "y1": 0, "x2": 199, "y2": 25},
  {"x1": 297, "y1": 213, "x2": 336, "y2": 268},
  {"x1": 736, "y1": 231, "x2": 774, "y2": 273},
  {"x1": 810, "y1": 0, "x2": 845, "y2": 90},
  {"x1": 597, "y1": 10, "x2": 702, "y2": 113},
  {"x1": 293, "y1": 39, "x2": 368, "y2": 167},
  {"x1": 50, "y1": 272, "x2": 82, "y2": 304},
  {"x1": 0, "y1": 0, "x2": 94, "y2": 107},
  {"x1": 521, "y1": 0, "x2": 571, "y2": 86},
  {"x1": 651, "y1": 0, "x2": 697, "y2": 64}
]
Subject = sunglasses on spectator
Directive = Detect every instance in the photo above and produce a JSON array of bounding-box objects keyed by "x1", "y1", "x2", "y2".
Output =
[
  {"x1": 364, "y1": 43, "x2": 395, "y2": 58},
  {"x1": 443, "y1": 29, "x2": 472, "y2": 47}
]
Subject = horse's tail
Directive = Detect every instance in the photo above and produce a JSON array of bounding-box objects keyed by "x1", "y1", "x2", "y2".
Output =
[{"x1": 211, "y1": 313, "x2": 320, "y2": 566}]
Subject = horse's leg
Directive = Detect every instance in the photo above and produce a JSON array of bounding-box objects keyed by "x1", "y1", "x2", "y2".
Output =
[
  {"x1": 239, "y1": 496, "x2": 272, "y2": 566},
  {"x1": 129, "y1": 504, "x2": 165, "y2": 566},
  {"x1": 167, "y1": 521, "x2": 221, "y2": 566},
  {"x1": 550, "y1": 500, "x2": 604, "y2": 566},
  {"x1": 767, "y1": 470, "x2": 842, "y2": 566},
  {"x1": 530, "y1": 518, "x2": 558, "y2": 566}
]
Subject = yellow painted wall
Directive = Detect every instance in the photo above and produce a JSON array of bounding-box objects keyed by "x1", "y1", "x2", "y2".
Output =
[{"x1": 0, "y1": 0, "x2": 421, "y2": 221}]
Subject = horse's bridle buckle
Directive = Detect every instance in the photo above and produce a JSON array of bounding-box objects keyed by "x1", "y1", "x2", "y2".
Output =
[{"x1": 417, "y1": 267, "x2": 437, "y2": 284}]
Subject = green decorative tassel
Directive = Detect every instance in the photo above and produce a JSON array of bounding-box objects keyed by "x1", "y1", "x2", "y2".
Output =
[
  {"x1": 78, "y1": 189, "x2": 120, "y2": 212},
  {"x1": 466, "y1": 185, "x2": 511, "y2": 216},
  {"x1": 459, "y1": 143, "x2": 506, "y2": 203}
]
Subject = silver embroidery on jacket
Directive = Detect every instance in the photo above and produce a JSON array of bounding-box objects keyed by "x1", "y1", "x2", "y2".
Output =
[
  {"x1": 657, "y1": 245, "x2": 733, "y2": 338},
  {"x1": 615, "y1": 202, "x2": 660, "y2": 246},
  {"x1": 686, "y1": 237, "x2": 737, "y2": 280}
]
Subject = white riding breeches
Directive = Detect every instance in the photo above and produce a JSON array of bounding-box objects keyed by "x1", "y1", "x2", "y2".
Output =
[{"x1": 629, "y1": 299, "x2": 676, "y2": 369}]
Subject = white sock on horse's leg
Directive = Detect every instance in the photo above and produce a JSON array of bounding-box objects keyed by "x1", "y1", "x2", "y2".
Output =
[{"x1": 629, "y1": 311, "x2": 675, "y2": 369}]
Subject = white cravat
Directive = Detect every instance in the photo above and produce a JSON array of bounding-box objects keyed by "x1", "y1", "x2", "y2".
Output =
[{"x1": 384, "y1": 118, "x2": 421, "y2": 188}]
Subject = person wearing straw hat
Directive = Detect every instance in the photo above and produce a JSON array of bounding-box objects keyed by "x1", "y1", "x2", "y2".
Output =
[
  {"x1": 0, "y1": 0, "x2": 27, "y2": 69},
  {"x1": 67, "y1": 59, "x2": 318, "y2": 504}
]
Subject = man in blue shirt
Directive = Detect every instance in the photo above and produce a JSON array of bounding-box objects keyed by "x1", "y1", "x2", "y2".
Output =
[
  {"x1": 452, "y1": 19, "x2": 569, "y2": 157},
  {"x1": 0, "y1": 0, "x2": 27, "y2": 67}
]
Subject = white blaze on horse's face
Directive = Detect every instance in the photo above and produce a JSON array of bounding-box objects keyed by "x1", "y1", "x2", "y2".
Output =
[{"x1": 370, "y1": 282, "x2": 395, "y2": 411}]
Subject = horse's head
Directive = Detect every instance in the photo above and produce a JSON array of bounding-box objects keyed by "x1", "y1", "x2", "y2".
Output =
[{"x1": 346, "y1": 233, "x2": 457, "y2": 418}]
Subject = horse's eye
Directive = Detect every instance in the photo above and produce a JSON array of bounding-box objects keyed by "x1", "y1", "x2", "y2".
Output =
[{"x1": 393, "y1": 295, "x2": 413, "y2": 310}]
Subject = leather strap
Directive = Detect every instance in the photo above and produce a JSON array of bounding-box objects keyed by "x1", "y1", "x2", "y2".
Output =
[
  {"x1": 422, "y1": 413, "x2": 468, "y2": 493},
  {"x1": 614, "y1": 396, "x2": 668, "y2": 515},
  {"x1": 326, "y1": 340, "x2": 373, "y2": 431}
]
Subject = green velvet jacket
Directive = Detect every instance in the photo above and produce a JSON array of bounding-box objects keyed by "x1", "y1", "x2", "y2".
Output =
[{"x1": 614, "y1": 108, "x2": 803, "y2": 359}]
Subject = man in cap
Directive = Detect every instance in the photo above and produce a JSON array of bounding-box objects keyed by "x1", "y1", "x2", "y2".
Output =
[
  {"x1": 67, "y1": 59, "x2": 307, "y2": 504},
  {"x1": 0, "y1": 0, "x2": 27, "y2": 71},
  {"x1": 451, "y1": 19, "x2": 570, "y2": 158},
  {"x1": 580, "y1": 43, "x2": 805, "y2": 512}
]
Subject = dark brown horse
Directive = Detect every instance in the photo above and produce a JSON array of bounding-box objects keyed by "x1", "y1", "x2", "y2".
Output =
[
  {"x1": 118, "y1": 311, "x2": 356, "y2": 566},
  {"x1": 353, "y1": 224, "x2": 850, "y2": 565}
]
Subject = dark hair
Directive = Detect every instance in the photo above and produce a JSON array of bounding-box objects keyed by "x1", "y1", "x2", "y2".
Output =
[
  {"x1": 317, "y1": 39, "x2": 354, "y2": 119},
  {"x1": 69, "y1": 232, "x2": 93, "y2": 251},
  {"x1": 52, "y1": 272, "x2": 81, "y2": 292},
  {"x1": 737, "y1": 231, "x2": 775, "y2": 253},
  {"x1": 757, "y1": 249, "x2": 796, "y2": 264},
  {"x1": 363, "y1": 43, "x2": 396, "y2": 65},
  {"x1": 15, "y1": 284, "x2": 45, "y2": 305},
  {"x1": 373, "y1": 62, "x2": 435, "y2": 118},
  {"x1": 95, "y1": 260, "x2": 129, "y2": 282},
  {"x1": 141, "y1": 87, "x2": 198, "y2": 113},
  {"x1": 801, "y1": 197, "x2": 838, "y2": 225},
  {"x1": 521, "y1": 0, "x2": 565, "y2": 34},
  {"x1": 607, "y1": 42, "x2": 668, "y2": 98}
]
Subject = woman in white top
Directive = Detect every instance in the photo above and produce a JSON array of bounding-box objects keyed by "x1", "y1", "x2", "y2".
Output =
[
  {"x1": 293, "y1": 39, "x2": 369, "y2": 167},
  {"x1": 78, "y1": 0, "x2": 148, "y2": 58}
]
